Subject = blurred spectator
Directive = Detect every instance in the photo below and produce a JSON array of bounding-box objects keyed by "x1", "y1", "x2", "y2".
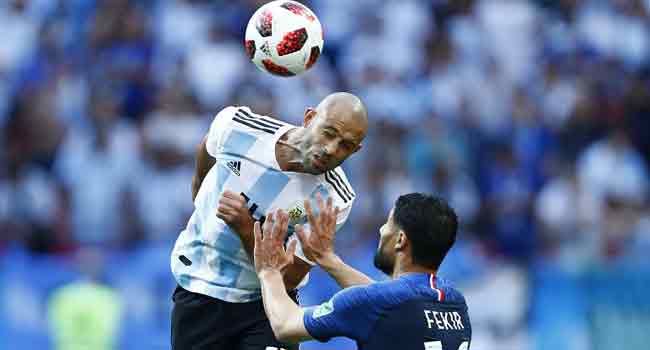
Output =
[
  {"x1": 577, "y1": 128, "x2": 648, "y2": 215},
  {"x1": 47, "y1": 248, "x2": 122, "y2": 350},
  {"x1": 482, "y1": 142, "x2": 536, "y2": 260},
  {"x1": 126, "y1": 86, "x2": 202, "y2": 242},
  {"x1": 185, "y1": 22, "x2": 247, "y2": 108},
  {"x1": 54, "y1": 87, "x2": 139, "y2": 246}
]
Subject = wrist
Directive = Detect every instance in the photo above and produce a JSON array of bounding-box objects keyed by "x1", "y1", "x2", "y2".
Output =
[
  {"x1": 258, "y1": 268, "x2": 283, "y2": 281},
  {"x1": 235, "y1": 217, "x2": 255, "y2": 237},
  {"x1": 317, "y1": 252, "x2": 342, "y2": 270}
]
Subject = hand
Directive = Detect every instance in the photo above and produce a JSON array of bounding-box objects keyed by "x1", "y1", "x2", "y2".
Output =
[
  {"x1": 295, "y1": 194, "x2": 340, "y2": 265},
  {"x1": 254, "y1": 210, "x2": 297, "y2": 274},
  {"x1": 216, "y1": 190, "x2": 254, "y2": 237}
]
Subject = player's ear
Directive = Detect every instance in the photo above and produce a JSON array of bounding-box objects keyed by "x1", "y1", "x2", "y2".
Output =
[
  {"x1": 395, "y1": 231, "x2": 407, "y2": 251},
  {"x1": 303, "y1": 107, "x2": 317, "y2": 127}
]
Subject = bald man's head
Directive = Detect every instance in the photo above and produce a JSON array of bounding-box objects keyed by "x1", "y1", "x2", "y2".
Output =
[
  {"x1": 316, "y1": 92, "x2": 368, "y2": 135},
  {"x1": 298, "y1": 92, "x2": 368, "y2": 174}
]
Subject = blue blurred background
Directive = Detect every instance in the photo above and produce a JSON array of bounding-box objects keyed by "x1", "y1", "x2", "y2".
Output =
[{"x1": 1, "y1": 0, "x2": 650, "y2": 349}]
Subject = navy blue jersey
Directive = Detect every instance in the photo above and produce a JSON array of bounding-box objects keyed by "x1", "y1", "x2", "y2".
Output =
[{"x1": 303, "y1": 274, "x2": 471, "y2": 350}]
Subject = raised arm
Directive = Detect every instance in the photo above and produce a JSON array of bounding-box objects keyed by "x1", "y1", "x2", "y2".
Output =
[
  {"x1": 295, "y1": 195, "x2": 374, "y2": 289},
  {"x1": 192, "y1": 136, "x2": 216, "y2": 201},
  {"x1": 254, "y1": 210, "x2": 379, "y2": 344},
  {"x1": 253, "y1": 211, "x2": 312, "y2": 344},
  {"x1": 194, "y1": 106, "x2": 238, "y2": 200}
]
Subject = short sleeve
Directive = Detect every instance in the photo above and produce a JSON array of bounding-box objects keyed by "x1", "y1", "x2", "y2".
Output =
[
  {"x1": 205, "y1": 106, "x2": 236, "y2": 157},
  {"x1": 303, "y1": 285, "x2": 381, "y2": 343}
]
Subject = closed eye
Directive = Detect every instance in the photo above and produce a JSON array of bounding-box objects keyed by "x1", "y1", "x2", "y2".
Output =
[{"x1": 341, "y1": 141, "x2": 354, "y2": 151}]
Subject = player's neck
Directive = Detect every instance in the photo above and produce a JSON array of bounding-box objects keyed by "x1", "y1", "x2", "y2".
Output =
[
  {"x1": 275, "y1": 127, "x2": 307, "y2": 172},
  {"x1": 392, "y1": 259, "x2": 437, "y2": 279}
]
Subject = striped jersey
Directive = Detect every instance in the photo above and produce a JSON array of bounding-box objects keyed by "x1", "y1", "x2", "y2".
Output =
[{"x1": 171, "y1": 106, "x2": 356, "y2": 302}]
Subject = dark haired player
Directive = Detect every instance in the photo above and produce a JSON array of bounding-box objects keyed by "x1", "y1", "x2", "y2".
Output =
[{"x1": 253, "y1": 193, "x2": 472, "y2": 350}]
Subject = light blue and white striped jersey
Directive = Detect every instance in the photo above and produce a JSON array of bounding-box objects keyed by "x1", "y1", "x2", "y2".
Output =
[{"x1": 171, "y1": 106, "x2": 356, "y2": 303}]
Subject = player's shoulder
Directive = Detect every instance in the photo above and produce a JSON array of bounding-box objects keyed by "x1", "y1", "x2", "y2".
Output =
[
  {"x1": 216, "y1": 105, "x2": 293, "y2": 136},
  {"x1": 331, "y1": 278, "x2": 415, "y2": 311},
  {"x1": 322, "y1": 166, "x2": 356, "y2": 206},
  {"x1": 406, "y1": 275, "x2": 467, "y2": 305},
  {"x1": 377, "y1": 274, "x2": 468, "y2": 306},
  {"x1": 434, "y1": 277, "x2": 467, "y2": 305}
]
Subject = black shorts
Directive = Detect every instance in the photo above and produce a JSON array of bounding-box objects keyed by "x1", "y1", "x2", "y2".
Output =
[{"x1": 171, "y1": 285, "x2": 299, "y2": 350}]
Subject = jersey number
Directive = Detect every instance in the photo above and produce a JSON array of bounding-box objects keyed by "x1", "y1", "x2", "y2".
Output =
[{"x1": 424, "y1": 341, "x2": 469, "y2": 350}]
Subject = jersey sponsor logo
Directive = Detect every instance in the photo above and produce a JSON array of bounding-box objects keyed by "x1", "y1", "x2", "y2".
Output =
[
  {"x1": 227, "y1": 160, "x2": 241, "y2": 176},
  {"x1": 312, "y1": 300, "x2": 334, "y2": 318}
]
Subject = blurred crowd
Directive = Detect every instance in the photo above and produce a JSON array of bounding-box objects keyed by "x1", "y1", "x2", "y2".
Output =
[{"x1": 1, "y1": 0, "x2": 650, "y2": 349}]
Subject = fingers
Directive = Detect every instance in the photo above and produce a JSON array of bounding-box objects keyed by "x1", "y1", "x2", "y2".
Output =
[
  {"x1": 316, "y1": 192, "x2": 325, "y2": 214},
  {"x1": 216, "y1": 205, "x2": 238, "y2": 222},
  {"x1": 317, "y1": 193, "x2": 333, "y2": 228},
  {"x1": 286, "y1": 239, "x2": 297, "y2": 259},
  {"x1": 263, "y1": 210, "x2": 288, "y2": 238},
  {"x1": 305, "y1": 194, "x2": 341, "y2": 227},
  {"x1": 221, "y1": 190, "x2": 244, "y2": 201},
  {"x1": 217, "y1": 195, "x2": 247, "y2": 222},
  {"x1": 315, "y1": 195, "x2": 338, "y2": 229},
  {"x1": 219, "y1": 191, "x2": 248, "y2": 215},
  {"x1": 332, "y1": 206, "x2": 340, "y2": 228},
  {"x1": 221, "y1": 190, "x2": 235, "y2": 198},
  {"x1": 218, "y1": 196, "x2": 243, "y2": 211},
  {"x1": 262, "y1": 211, "x2": 274, "y2": 238},
  {"x1": 273, "y1": 209, "x2": 289, "y2": 242},
  {"x1": 325, "y1": 196, "x2": 334, "y2": 227},
  {"x1": 295, "y1": 224, "x2": 307, "y2": 245},
  {"x1": 254, "y1": 221, "x2": 262, "y2": 245},
  {"x1": 304, "y1": 198, "x2": 317, "y2": 227}
]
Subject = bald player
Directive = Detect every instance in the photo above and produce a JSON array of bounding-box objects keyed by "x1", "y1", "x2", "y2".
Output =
[{"x1": 170, "y1": 93, "x2": 368, "y2": 350}]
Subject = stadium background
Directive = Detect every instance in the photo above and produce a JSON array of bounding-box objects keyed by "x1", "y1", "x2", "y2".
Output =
[{"x1": 1, "y1": 0, "x2": 649, "y2": 349}]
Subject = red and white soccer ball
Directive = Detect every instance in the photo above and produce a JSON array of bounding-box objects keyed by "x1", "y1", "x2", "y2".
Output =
[{"x1": 244, "y1": 0, "x2": 323, "y2": 77}]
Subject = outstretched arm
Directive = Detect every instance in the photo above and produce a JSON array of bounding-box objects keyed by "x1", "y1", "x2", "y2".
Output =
[
  {"x1": 309, "y1": 251, "x2": 374, "y2": 289},
  {"x1": 296, "y1": 195, "x2": 374, "y2": 289},
  {"x1": 192, "y1": 136, "x2": 216, "y2": 201},
  {"x1": 254, "y1": 211, "x2": 313, "y2": 344},
  {"x1": 255, "y1": 211, "x2": 380, "y2": 344}
]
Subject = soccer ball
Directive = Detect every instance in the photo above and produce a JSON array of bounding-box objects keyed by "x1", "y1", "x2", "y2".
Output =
[{"x1": 244, "y1": 1, "x2": 323, "y2": 77}]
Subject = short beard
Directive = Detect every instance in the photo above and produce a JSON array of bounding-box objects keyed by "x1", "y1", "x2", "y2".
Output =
[{"x1": 373, "y1": 250, "x2": 394, "y2": 276}]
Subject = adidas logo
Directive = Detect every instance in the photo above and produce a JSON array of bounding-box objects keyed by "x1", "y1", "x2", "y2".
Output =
[{"x1": 227, "y1": 161, "x2": 241, "y2": 176}]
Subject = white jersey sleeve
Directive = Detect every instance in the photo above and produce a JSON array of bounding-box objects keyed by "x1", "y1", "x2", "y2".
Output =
[
  {"x1": 324, "y1": 167, "x2": 356, "y2": 232},
  {"x1": 205, "y1": 106, "x2": 238, "y2": 157}
]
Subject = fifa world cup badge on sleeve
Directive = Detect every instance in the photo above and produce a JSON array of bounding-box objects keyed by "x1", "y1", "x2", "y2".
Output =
[{"x1": 313, "y1": 300, "x2": 334, "y2": 319}]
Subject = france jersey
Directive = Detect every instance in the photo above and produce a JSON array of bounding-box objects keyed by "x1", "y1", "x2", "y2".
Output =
[
  {"x1": 171, "y1": 106, "x2": 355, "y2": 303},
  {"x1": 304, "y1": 274, "x2": 472, "y2": 350}
]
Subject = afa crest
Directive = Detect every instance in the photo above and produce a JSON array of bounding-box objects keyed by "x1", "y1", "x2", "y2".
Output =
[{"x1": 287, "y1": 201, "x2": 306, "y2": 226}]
